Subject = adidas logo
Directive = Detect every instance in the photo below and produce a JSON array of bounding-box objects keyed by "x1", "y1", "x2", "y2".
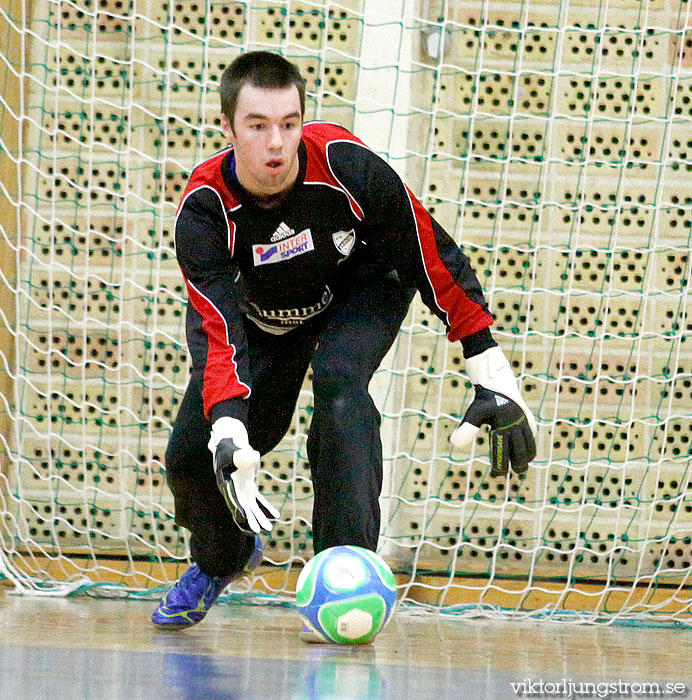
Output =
[
  {"x1": 270, "y1": 222, "x2": 296, "y2": 242},
  {"x1": 495, "y1": 395, "x2": 509, "y2": 407}
]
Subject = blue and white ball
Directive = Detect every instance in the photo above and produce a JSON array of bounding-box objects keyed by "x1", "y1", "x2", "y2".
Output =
[{"x1": 296, "y1": 545, "x2": 397, "y2": 644}]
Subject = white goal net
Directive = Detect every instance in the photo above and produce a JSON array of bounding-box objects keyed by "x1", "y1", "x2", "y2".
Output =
[{"x1": 1, "y1": 0, "x2": 691, "y2": 624}]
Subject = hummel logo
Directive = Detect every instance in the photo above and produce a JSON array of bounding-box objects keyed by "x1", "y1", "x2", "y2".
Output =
[
  {"x1": 270, "y1": 222, "x2": 296, "y2": 242},
  {"x1": 495, "y1": 395, "x2": 509, "y2": 407}
]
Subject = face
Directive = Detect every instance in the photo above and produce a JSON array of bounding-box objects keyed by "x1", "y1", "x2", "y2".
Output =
[{"x1": 221, "y1": 84, "x2": 303, "y2": 197}]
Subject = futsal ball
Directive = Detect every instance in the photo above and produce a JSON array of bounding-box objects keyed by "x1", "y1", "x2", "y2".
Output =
[{"x1": 296, "y1": 545, "x2": 397, "y2": 645}]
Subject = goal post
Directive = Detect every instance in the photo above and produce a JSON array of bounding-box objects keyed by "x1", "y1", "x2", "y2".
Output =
[
  {"x1": 0, "y1": 0, "x2": 21, "y2": 587},
  {"x1": 0, "y1": 0, "x2": 691, "y2": 624}
]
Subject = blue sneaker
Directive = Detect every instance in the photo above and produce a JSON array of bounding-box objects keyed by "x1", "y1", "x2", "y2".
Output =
[{"x1": 151, "y1": 535, "x2": 263, "y2": 630}]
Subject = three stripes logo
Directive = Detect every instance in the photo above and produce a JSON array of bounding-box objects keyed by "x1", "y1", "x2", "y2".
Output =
[
  {"x1": 270, "y1": 222, "x2": 296, "y2": 242},
  {"x1": 495, "y1": 395, "x2": 509, "y2": 407}
]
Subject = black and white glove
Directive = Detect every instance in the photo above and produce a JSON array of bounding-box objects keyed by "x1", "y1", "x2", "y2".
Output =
[
  {"x1": 450, "y1": 347, "x2": 537, "y2": 477},
  {"x1": 208, "y1": 417, "x2": 280, "y2": 534}
]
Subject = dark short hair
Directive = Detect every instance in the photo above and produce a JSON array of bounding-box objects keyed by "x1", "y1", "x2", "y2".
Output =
[{"x1": 220, "y1": 51, "x2": 306, "y2": 128}]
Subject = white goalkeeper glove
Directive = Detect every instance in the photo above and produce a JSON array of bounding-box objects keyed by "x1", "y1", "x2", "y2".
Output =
[
  {"x1": 208, "y1": 417, "x2": 280, "y2": 534},
  {"x1": 450, "y1": 346, "x2": 537, "y2": 476}
]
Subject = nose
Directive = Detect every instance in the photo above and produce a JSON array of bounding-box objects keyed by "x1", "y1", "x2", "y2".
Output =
[{"x1": 268, "y1": 125, "x2": 283, "y2": 151}]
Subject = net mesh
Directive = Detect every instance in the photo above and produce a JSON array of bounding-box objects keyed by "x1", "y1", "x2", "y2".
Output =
[{"x1": 0, "y1": 0, "x2": 691, "y2": 624}]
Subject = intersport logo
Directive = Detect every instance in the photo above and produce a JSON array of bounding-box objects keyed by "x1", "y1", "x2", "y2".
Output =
[{"x1": 252, "y1": 229, "x2": 314, "y2": 266}]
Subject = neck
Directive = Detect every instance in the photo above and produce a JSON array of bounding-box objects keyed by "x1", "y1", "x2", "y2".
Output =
[{"x1": 252, "y1": 187, "x2": 294, "y2": 210}]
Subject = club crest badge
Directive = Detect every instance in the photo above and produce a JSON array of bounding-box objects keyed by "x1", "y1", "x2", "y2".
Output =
[{"x1": 332, "y1": 229, "x2": 356, "y2": 259}]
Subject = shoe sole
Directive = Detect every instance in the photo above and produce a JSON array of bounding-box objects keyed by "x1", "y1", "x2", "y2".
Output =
[
  {"x1": 298, "y1": 627, "x2": 329, "y2": 643},
  {"x1": 151, "y1": 612, "x2": 202, "y2": 630},
  {"x1": 152, "y1": 621, "x2": 196, "y2": 630}
]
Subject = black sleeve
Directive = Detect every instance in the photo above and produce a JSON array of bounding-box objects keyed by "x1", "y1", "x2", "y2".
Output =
[
  {"x1": 175, "y1": 186, "x2": 250, "y2": 422},
  {"x1": 327, "y1": 140, "x2": 495, "y2": 343}
]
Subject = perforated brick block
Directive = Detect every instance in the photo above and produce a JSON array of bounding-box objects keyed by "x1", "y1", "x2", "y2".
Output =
[
  {"x1": 545, "y1": 420, "x2": 648, "y2": 466},
  {"x1": 17, "y1": 493, "x2": 123, "y2": 548},
  {"x1": 127, "y1": 502, "x2": 185, "y2": 555},
  {"x1": 23, "y1": 327, "x2": 123, "y2": 380},
  {"x1": 149, "y1": 1, "x2": 246, "y2": 42},
  {"x1": 537, "y1": 511, "x2": 644, "y2": 578},
  {"x1": 16, "y1": 437, "x2": 122, "y2": 492}
]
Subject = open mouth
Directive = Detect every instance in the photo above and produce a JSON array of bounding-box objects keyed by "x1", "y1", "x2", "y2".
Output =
[{"x1": 266, "y1": 159, "x2": 283, "y2": 170}]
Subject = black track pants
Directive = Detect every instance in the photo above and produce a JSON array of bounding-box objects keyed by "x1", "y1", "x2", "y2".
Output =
[{"x1": 165, "y1": 267, "x2": 414, "y2": 577}]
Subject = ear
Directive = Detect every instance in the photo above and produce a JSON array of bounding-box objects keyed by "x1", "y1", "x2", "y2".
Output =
[{"x1": 220, "y1": 113, "x2": 234, "y2": 142}]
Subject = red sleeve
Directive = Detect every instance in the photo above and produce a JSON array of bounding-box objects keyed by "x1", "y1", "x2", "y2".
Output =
[{"x1": 403, "y1": 185, "x2": 494, "y2": 341}]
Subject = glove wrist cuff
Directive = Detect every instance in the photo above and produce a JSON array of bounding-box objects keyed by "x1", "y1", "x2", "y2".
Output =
[
  {"x1": 465, "y1": 346, "x2": 510, "y2": 386},
  {"x1": 209, "y1": 417, "x2": 250, "y2": 453}
]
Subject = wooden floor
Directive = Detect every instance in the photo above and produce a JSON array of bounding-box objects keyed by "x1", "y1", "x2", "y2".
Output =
[{"x1": 0, "y1": 588, "x2": 690, "y2": 700}]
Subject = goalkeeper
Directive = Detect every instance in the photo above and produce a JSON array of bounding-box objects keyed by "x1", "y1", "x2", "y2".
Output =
[{"x1": 151, "y1": 51, "x2": 537, "y2": 631}]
